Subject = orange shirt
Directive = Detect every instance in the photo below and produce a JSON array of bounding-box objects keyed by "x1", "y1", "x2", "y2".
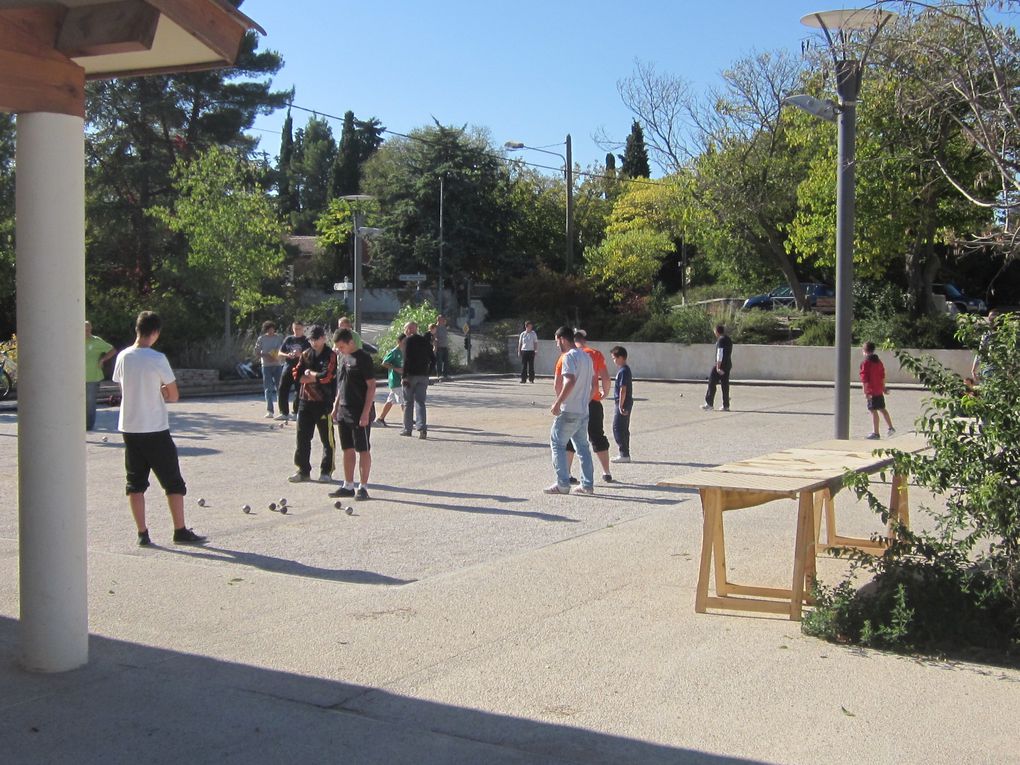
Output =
[{"x1": 555, "y1": 347, "x2": 605, "y2": 401}]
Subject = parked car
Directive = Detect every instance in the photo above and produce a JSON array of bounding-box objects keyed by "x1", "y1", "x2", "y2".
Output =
[
  {"x1": 932, "y1": 283, "x2": 987, "y2": 314},
  {"x1": 742, "y1": 283, "x2": 835, "y2": 311}
]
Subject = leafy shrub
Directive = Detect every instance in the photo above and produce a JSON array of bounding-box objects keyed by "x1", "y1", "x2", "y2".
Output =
[
  {"x1": 630, "y1": 315, "x2": 676, "y2": 342},
  {"x1": 853, "y1": 310, "x2": 959, "y2": 349},
  {"x1": 806, "y1": 312, "x2": 1020, "y2": 655},
  {"x1": 670, "y1": 305, "x2": 714, "y2": 344},
  {"x1": 732, "y1": 310, "x2": 785, "y2": 344},
  {"x1": 794, "y1": 313, "x2": 836, "y2": 346}
]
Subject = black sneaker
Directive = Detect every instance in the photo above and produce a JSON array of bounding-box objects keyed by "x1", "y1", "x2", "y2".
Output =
[
  {"x1": 374, "y1": 419, "x2": 388, "y2": 427},
  {"x1": 419, "y1": 430, "x2": 427, "y2": 440},
  {"x1": 173, "y1": 527, "x2": 207, "y2": 545},
  {"x1": 329, "y1": 486, "x2": 356, "y2": 498},
  {"x1": 603, "y1": 473, "x2": 614, "y2": 483},
  {"x1": 569, "y1": 476, "x2": 579, "y2": 485},
  {"x1": 355, "y1": 487, "x2": 370, "y2": 501},
  {"x1": 137, "y1": 529, "x2": 151, "y2": 547},
  {"x1": 399, "y1": 430, "x2": 412, "y2": 437}
]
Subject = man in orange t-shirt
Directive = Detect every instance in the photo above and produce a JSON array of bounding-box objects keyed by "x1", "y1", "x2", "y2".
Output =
[{"x1": 554, "y1": 329, "x2": 614, "y2": 483}]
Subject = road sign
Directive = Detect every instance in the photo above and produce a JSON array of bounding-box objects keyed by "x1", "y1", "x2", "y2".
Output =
[
  {"x1": 333, "y1": 281, "x2": 354, "y2": 292},
  {"x1": 398, "y1": 273, "x2": 426, "y2": 282}
]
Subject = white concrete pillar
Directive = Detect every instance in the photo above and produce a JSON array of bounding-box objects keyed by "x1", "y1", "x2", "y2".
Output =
[{"x1": 16, "y1": 112, "x2": 88, "y2": 672}]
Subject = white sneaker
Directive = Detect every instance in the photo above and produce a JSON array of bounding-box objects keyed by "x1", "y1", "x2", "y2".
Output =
[
  {"x1": 887, "y1": 427, "x2": 897, "y2": 437},
  {"x1": 700, "y1": 403, "x2": 713, "y2": 411},
  {"x1": 573, "y1": 485, "x2": 594, "y2": 496},
  {"x1": 274, "y1": 413, "x2": 289, "y2": 421},
  {"x1": 611, "y1": 455, "x2": 631, "y2": 463},
  {"x1": 264, "y1": 412, "x2": 274, "y2": 419},
  {"x1": 866, "y1": 432, "x2": 880, "y2": 440},
  {"x1": 543, "y1": 484, "x2": 569, "y2": 495}
]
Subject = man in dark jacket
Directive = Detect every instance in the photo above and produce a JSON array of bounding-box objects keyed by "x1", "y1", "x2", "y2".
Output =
[
  {"x1": 702, "y1": 324, "x2": 733, "y2": 412},
  {"x1": 290, "y1": 325, "x2": 337, "y2": 482},
  {"x1": 401, "y1": 321, "x2": 435, "y2": 439}
]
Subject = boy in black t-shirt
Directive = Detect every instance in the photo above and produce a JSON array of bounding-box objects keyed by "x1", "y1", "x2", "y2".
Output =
[
  {"x1": 277, "y1": 320, "x2": 310, "y2": 422},
  {"x1": 329, "y1": 328, "x2": 377, "y2": 501}
]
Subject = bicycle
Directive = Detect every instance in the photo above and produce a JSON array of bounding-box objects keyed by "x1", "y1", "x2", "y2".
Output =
[{"x1": 0, "y1": 349, "x2": 15, "y2": 400}]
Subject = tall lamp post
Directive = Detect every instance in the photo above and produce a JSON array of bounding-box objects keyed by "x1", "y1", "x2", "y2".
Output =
[
  {"x1": 504, "y1": 135, "x2": 574, "y2": 272},
  {"x1": 339, "y1": 194, "x2": 376, "y2": 335},
  {"x1": 790, "y1": 8, "x2": 895, "y2": 439}
]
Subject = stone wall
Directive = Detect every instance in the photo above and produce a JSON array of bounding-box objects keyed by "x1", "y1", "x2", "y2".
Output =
[{"x1": 504, "y1": 338, "x2": 974, "y2": 385}]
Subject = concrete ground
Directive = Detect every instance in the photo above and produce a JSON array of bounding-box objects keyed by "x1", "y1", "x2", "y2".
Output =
[{"x1": 1, "y1": 377, "x2": 1017, "y2": 764}]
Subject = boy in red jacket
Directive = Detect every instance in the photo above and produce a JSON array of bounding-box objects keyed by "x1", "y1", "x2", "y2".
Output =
[{"x1": 860, "y1": 341, "x2": 896, "y2": 440}]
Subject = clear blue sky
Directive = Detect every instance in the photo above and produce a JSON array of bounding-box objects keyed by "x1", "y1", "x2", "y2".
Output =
[{"x1": 241, "y1": 1, "x2": 854, "y2": 173}]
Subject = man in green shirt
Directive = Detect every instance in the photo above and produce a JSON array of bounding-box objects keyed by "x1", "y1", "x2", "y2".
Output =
[
  {"x1": 374, "y1": 334, "x2": 405, "y2": 426},
  {"x1": 85, "y1": 320, "x2": 116, "y2": 430}
]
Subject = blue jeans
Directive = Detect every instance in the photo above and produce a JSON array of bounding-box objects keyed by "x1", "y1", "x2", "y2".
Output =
[
  {"x1": 550, "y1": 411, "x2": 593, "y2": 490},
  {"x1": 436, "y1": 347, "x2": 450, "y2": 378},
  {"x1": 613, "y1": 409, "x2": 631, "y2": 458},
  {"x1": 85, "y1": 381, "x2": 100, "y2": 430},
  {"x1": 262, "y1": 364, "x2": 283, "y2": 413},
  {"x1": 402, "y1": 375, "x2": 429, "y2": 433}
]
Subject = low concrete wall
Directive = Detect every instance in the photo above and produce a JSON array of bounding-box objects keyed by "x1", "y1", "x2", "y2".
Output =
[{"x1": 505, "y1": 338, "x2": 973, "y2": 385}]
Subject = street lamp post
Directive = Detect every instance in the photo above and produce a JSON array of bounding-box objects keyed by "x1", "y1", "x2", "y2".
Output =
[
  {"x1": 339, "y1": 194, "x2": 376, "y2": 335},
  {"x1": 504, "y1": 135, "x2": 574, "y2": 271},
  {"x1": 793, "y1": 8, "x2": 895, "y2": 439}
]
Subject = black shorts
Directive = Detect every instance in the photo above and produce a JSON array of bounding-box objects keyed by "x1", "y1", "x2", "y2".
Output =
[
  {"x1": 867, "y1": 394, "x2": 886, "y2": 412},
  {"x1": 123, "y1": 430, "x2": 187, "y2": 495},
  {"x1": 566, "y1": 399, "x2": 611, "y2": 453},
  {"x1": 337, "y1": 419, "x2": 372, "y2": 453}
]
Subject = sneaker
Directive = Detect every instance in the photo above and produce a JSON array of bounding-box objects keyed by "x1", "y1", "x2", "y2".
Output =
[
  {"x1": 866, "y1": 432, "x2": 880, "y2": 440},
  {"x1": 399, "y1": 430, "x2": 412, "y2": 437},
  {"x1": 543, "y1": 484, "x2": 570, "y2": 495},
  {"x1": 137, "y1": 529, "x2": 151, "y2": 547},
  {"x1": 602, "y1": 473, "x2": 614, "y2": 483},
  {"x1": 328, "y1": 486, "x2": 355, "y2": 498},
  {"x1": 317, "y1": 472, "x2": 333, "y2": 483},
  {"x1": 569, "y1": 476, "x2": 579, "y2": 485},
  {"x1": 274, "y1": 413, "x2": 289, "y2": 421},
  {"x1": 887, "y1": 427, "x2": 897, "y2": 437},
  {"x1": 355, "y1": 487, "x2": 370, "y2": 501},
  {"x1": 172, "y1": 527, "x2": 207, "y2": 545},
  {"x1": 700, "y1": 403, "x2": 713, "y2": 411},
  {"x1": 374, "y1": 419, "x2": 388, "y2": 427},
  {"x1": 719, "y1": 406, "x2": 730, "y2": 412},
  {"x1": 419, "y1": 430, "x2": 427, "y2": 440},
  {"x1": 288, "y1": 472, "x2": 310, "y2": 483},
  {"x1": 574, "y1": 485, "x2": 594, "y2": 495},
  {"x1": 264, "y1": 412, "x2": 274, "y2": 419},
  {"x1": 612, "y1": 455, "x2": 631, "y2": 463},
  {"x1": 520, "y1": 380, "x2": 527, "y2": 384}
]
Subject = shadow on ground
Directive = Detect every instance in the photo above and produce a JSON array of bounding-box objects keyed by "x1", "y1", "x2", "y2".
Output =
[{"x1": 0, "y1": 618, "x2": 770, "y2": 765}]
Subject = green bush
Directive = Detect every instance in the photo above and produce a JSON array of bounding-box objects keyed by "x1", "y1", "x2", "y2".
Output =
[
  {"x1": 669, "y1": 305, "x2": 714, "y2": 344},
  {"x1": 732, "y1": 310, "x2": 786, "y2": 344},
  {"x1": 630, "y1": 315, "x2": 677, "y2": 342},
  {"x1": 794, "y1": 313, "x2": 836, "y2": 346},
  {"x1": 806, "y1": 312, "x2": 1020, "y2": 655}
]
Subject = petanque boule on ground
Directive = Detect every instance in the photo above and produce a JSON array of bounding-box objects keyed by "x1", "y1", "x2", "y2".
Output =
[
  {"x1": 197, "y1": 498, "x2": 206, "y2": 507},
  {"x1": 242, "y1": 504, "x2": 251, "y2": 514}
]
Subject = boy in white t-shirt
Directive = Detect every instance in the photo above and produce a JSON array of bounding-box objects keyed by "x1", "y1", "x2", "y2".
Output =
[{"x1": 112, "y1": 311, "x2": 205, "y2": 546}]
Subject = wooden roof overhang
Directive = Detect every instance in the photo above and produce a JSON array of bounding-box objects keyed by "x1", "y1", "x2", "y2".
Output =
[{"x1": 0, "y1": 0, "x2": 264, "y2": 117}]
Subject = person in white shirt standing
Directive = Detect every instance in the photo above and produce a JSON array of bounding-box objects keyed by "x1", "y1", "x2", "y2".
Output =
[
  {"x1": 112, "y1": 311, "x2": 205, "y2": 547},
  {"x1": 518, "y1": 320, "x2": 538, "y2": 384},
  {"x1": 545, "y1": 326, "x2": 596, "y2": 495}
]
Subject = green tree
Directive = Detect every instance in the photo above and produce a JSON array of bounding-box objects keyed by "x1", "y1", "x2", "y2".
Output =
[
  {"x1": 361, "y1": 123, "x2": 520, "y2": 286},
  {"x1": 277, "y1": 108, "x2": 300, "y2": 222},
  {"x1": 290, "y1": 116, "x2": 337, "y2": 234},
  {"x1": 85, "y1": 31, "x2": 288, "y2": 296},
  {"x1": 621, "y1": 120, "x2": 652, "y2": 178},
  {"x1": 331, "y1": 110, "x2": 385, "y2": 198},
  {"x1": 150, "y1": 147, "x2": 285, "y2": 345}
]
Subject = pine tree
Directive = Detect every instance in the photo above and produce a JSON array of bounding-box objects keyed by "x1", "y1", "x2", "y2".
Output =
[
  {"x1": 621, "y1": 120, "x2": 651, "y2": 179},
  {"x1": 277, "y1": 108, "x2": 299, "y2": 221},
  {"x1": 330, "y1": 111, "x2": 386, "y2": 199}
]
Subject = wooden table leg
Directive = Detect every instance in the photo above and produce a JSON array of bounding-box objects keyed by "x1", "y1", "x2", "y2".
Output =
[
  {"x1": 695, "y1": 489, "x2": 720, "y2": 613},
  {"x1": 888, "y1": 472, "x2": 910, "y2": 539},
  {"x1": 789, "y1": 491, "x2": 814, "y2": 621}
]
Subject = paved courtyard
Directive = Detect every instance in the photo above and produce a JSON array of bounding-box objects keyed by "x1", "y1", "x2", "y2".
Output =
[{"x1": 1, "y1": 377, "x2": 1017, "y2": 764}]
